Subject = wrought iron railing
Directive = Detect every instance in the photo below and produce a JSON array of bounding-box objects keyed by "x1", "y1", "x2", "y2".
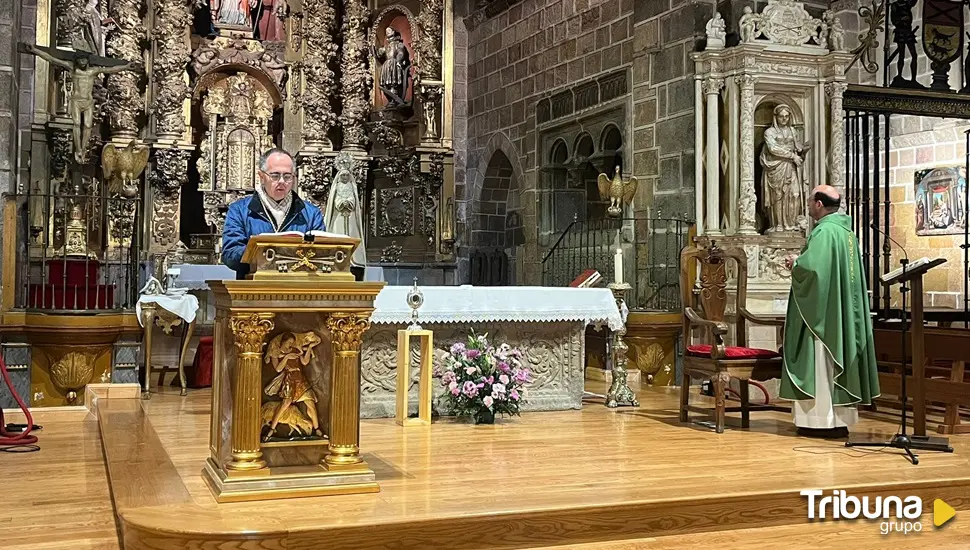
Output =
[
  {"x1": 7, "y1": 192, "x2": 142, "y2": 312},
  {"x1": 541, "y1": 216, "x2": 692, "y2": 311}
]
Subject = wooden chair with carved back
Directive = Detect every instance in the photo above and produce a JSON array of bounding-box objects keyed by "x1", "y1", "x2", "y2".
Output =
[{"x1": 679, "y1": 241, "x2": 789, "y2": 433}]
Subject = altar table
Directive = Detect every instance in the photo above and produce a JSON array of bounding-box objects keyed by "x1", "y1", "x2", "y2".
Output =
[{"x1": 360, "y1": 286, "x2": 622, "y2": 418}]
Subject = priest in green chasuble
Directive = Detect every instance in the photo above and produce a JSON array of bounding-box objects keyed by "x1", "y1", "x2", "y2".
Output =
[{"x1": 782, "y1": 185, "x2": 880, "y2": 438}]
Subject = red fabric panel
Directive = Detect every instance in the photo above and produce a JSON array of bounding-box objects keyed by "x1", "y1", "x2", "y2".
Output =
[
  {"x1": 687, "y1": 344, "x2": 780, "y2": 360},
  {"x1": 192, "y1": 338, "x2": 214, "y2": 388}
]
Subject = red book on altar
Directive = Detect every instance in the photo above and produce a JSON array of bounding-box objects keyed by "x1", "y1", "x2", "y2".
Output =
[{"x1": 570, "y1": 270, "x2": 601, "y2": 288}]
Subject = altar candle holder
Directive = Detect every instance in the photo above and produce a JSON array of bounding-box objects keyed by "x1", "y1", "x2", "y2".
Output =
[{"x1": 606, "y1": 281, "x2": 639, "y2": 408}]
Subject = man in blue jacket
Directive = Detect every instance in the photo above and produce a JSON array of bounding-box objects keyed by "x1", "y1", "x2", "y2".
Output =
[{"x1": 221, "y1": 148, "x2": 325, "y2": 279}]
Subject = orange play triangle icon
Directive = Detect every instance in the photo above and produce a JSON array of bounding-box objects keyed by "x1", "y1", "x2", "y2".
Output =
[{"x1": 934, "y1": 499, "x2": 955, "y2": 527}]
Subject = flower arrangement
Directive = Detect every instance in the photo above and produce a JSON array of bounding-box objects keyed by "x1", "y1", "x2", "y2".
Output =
[{"x1": 439, "y1": 331, "x2": 531, "y2": 424}]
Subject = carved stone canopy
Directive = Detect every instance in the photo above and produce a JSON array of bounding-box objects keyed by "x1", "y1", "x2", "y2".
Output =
[{"x1": 191, "y1": 38, "x2": 287, "y2": 103}]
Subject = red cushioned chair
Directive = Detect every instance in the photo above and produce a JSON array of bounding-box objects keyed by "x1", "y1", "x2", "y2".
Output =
[{"x1": 679, "y1": 241, "x2": 789, "y2": 433}]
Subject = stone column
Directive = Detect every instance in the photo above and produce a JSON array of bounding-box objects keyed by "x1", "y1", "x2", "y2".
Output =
[
  {"x1": 340, "y1": 0, "x2": 371, "y2": 151},
  {"x1": 694, "y1": 77, "x2": 704, "y2": 234},
  {"x1": 105, "y1": 0, "x2": 145, "y2": 142},
  {"x1": 325, "y1": 312, "x2": 371, "y2": 470},
  {"x1": 227, "y1": 313, "x2": 275, "y2": 472},
  {"x1": 826, "y1": 82, "x2": 848, "y2": 192},
  {"x1": 703, "y1": 77, "x2": 724, "y2": 235},
  {"x1": 301, "y1": 0, "x2": 338, "y2": 151},
  {"x1": 737, "y1": 74, "x2": 757, "y2": 234}
]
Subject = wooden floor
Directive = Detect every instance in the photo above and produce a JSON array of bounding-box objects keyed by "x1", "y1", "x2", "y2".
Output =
[{"x1": 4, "y1": 383, "x2": 970, "y2": 549}]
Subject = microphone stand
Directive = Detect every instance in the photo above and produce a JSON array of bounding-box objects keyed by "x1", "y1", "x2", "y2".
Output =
[{"x1": 846, "y1": 227, "x2": 953, "y2": 463}]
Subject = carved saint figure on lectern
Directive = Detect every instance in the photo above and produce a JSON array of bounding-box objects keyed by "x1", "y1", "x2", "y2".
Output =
[
  {"x1": 324, "y1": 152, "x2": 367, "y2": 269},
  {"x1": 262, "y1": 332, "x2": 324, "y2": 441},
  {"x1": 760, "y1": 104, "x2": 811, "y2": 232},
  {"x1": 20, "y1": 44, "x2": 139, "y2": 163},
  {"x1": 373, "y1": 27, "x2": 412, "y2": 107}
]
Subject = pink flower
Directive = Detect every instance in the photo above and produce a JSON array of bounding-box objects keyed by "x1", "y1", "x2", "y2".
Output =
[
  {"x1": 462, "y1": 381, "x2": 478, "y2": 397},
  {"x1": 451, "y1": 387, "x2": 460, "y2": 396},
  {"x1": 466, "y1": 349, "x2": 481, "y2": 359},
  {"x1": 442, "y1": 371, "x2": 456, "y2": 385},
  {"x1": 514, "y1": 369, "x2": 531, "y2": 383},
  {"x1": 499, "y1": 374, "x2": 510, "y2": 385},
  {"x1": 510, "y1": 389, "x2": 520, "y2": 401},
  {"x1": 448, "y1": 380, "x2": 458, "y2": 392},
  {"x1": 483, "y1": 396, "x2": 493, "y2": 408},
  {"x1": 493, "y1": 383, "x2": 506, "y2": 395},
  {"x1": 498, "y1": 361, "x2": 510, "y2": 372},
  {"x1": 465, "y1": 366, "x2": 477, "y2": 375},
  {"x1": 486, "y1": 376, "x2": 494, "y2": 384}
]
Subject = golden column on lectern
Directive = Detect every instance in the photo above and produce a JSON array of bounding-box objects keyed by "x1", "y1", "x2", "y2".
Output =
[{"x1": 203, "y1": 232, "x2": 385, "y2": 502}]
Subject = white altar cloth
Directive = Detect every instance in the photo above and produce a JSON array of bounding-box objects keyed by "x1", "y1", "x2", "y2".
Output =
[
  {"x1": 136, "y1": 290, "x2": 200, "y2": 325},
  {"x1": 371, "y1": 286, "x2": 623, "y2": 331},
  {"x1": 168, "y1": 264, "x2": 236, "y2": 290}
]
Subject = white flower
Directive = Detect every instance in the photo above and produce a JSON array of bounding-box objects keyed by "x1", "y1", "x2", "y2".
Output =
[{"x1": 483, "y1": 395, "x2": 494, "y2": 408}]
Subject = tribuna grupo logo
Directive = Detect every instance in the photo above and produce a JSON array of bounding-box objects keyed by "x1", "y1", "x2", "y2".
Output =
[{"x1": 801, "y1": 490, "x2": 923, "y2": 535}]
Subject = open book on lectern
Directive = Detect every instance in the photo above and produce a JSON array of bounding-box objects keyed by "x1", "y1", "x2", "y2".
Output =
[
  {"x1": 261, "y1": 230, "x2": 353, "y2": 241},
  {"x1": 880, "y1": 257, "x2": 946, "y2": 283}
]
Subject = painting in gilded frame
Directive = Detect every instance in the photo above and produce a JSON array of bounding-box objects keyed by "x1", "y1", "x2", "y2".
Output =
[{"x1": 914, "y1": 166, "x2": 967, "y2": 236}]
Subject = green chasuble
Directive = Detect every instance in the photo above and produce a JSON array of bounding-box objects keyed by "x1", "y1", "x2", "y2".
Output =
[{"x1": 781, "y1": 213, "x2": 880, "y2": 405}]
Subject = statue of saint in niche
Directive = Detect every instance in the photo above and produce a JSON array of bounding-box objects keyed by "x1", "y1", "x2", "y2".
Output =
[
  {"x1": 372, "y1": 27, "x2": 412, "y2": 107},
  {"x1": 262, "y1": 332, "x2": 324, "y2": 441},
  {"x1": 253, "y1": 0, "x2": 286, "y2": 41},
  {"x1": 760, "y1": 104, "x2": 811, "y2": 233},
  {"x1": 324, "y1": 153, "x2": 367, "y2": 269},
  {"x1": 210, "y1": 0, "x2": 255, "y2": 30}
]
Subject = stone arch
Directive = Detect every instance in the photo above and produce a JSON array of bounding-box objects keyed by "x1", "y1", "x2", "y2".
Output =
[{"x1": 464, "y1": 132, "x2": 524, "y2": 285}]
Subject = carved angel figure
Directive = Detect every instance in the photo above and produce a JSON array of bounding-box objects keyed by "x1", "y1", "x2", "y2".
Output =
[
  {"x1": 262, "y1": 332, "x2": 323, "y2": 441},
  {"x1": 739, "y1": 6, "x2": 761, "y2": 43},
  {"x1": 101, "y1": 141, "x2": 149, "y2": 199},
  {"x1": 597, "y1": 170, "x2": 638, "y2": 217}
]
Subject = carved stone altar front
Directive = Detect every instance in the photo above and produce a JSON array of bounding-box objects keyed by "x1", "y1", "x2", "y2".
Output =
[{"x1": 360, "y1": 321, "x2": 585, "y2": 418}]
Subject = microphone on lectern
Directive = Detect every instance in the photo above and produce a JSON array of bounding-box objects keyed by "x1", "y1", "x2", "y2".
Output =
[{"x1": 870, "y1": 222, "x2": 909, "y2": 263}]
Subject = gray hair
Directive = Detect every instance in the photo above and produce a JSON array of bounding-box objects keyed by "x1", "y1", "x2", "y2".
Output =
[{"x1": 259, "y1": 148, "x2": 296, "y2": 172}]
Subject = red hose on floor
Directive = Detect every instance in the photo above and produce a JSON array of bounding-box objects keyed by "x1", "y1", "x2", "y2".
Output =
[{"x1": 0, "y1": 356, "x2": 38, "y2": 449}]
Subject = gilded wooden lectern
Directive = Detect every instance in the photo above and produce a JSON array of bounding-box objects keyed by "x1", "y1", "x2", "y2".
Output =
[{"x1": 203, "y1": 233, "x2": 385, "y2": 502}]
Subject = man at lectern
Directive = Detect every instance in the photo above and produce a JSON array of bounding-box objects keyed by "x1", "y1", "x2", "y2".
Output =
[
  {"x1": 222, "y1": 148, "x2": 325, "y2": 279},
  {"x1": 781, "y1": 185, "x2": 880, "y2": 439}
]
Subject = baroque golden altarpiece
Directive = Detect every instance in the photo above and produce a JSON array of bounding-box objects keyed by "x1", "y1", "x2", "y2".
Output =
[{"x1": 0, "y1": 0, "x2": 456, "y2": 407}]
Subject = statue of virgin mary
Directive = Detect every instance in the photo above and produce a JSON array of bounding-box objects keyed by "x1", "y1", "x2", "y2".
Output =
[{"x1": 324, "y1": 153, "x2": 367, "y2": 270}]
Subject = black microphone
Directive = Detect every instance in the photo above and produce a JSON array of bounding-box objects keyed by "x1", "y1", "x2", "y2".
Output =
[{"x1": 870, "y1": 222, "x2": 909, "y2": 263}]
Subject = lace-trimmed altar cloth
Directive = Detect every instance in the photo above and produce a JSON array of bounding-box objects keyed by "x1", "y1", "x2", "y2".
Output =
[{"x1": 371, "y1": 286, "x2": 624, "y2": 331}]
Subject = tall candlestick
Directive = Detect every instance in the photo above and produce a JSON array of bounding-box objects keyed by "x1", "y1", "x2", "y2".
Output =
[{"x1": 614, "y1": 248, "x2": 623, "y2": 284}]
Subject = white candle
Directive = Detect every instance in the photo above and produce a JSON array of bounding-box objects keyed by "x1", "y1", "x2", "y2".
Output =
[{"x1": 614, "y1": 248, "x2": 623, "y2": 284}]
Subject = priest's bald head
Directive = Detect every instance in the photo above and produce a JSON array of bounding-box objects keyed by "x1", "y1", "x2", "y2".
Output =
[{"x1": 809, "y1": 184, "x2": 841, "y2": 221}]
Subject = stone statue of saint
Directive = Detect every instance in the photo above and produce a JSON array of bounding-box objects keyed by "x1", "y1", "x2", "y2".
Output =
[
  {"x1": 324, "y1": 153, "x2": 366, "y2": 268},
  {"x1": 372, "y1": 27, "x2": 412, "y2": 107},
  {"x1": 21, "y1": 44, "x2": 139, "y2": 163},
  {"x1": 823, "y1": 11, "x2": 845, "y2": 52},
  {"x1": 705, "y1": 12, "x2": 726, "y2": 50},
  {"x1": 739, "y1": 6, "x2": 760, "y2": 43},
  {"x1": 760, "y1": 104, "x2": 811, "y2": 233}
]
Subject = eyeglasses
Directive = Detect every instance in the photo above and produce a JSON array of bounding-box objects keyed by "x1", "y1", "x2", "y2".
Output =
[{"x1": 263, "y1": 171, "x2": 295, "y2": 183}]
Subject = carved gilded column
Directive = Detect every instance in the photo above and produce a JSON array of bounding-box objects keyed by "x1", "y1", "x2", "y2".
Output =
[
  {"x1": 826, "y1": 82, "x2": 848, "y2": 192},
  {"x1": 227, "y1": 313, "x2": 275, "y2": 471},
  {"x1": 340, "y1": 0, "x2": 371, "y2": 151},
  {"x1": 149, "y1": 148, "x2": 190, "y2": 254},
  {"x1": 301, "y1": 0, "x2": 338, "y2": 151},
  {"x1": 325, "y1": 312, "x2": 371, "y2": 470},
  {"x1": 416, "y1": 0, "x2": 444, "y2": 144},
  {"x1": 105, "y1": 0, "x2": 145, "y2": 142},
  {"x1": 54, "y1": 0, "x2": 86, "y2": 49},
  {"x1": 702, "y1": 77, "x2": 724, "y2": 236},
  {"x1": 737, "y1": 74, "x2": 757, "y2": 235},
  {"x1": 151, "y1": 0, "x2": 191, "y2": 142}
]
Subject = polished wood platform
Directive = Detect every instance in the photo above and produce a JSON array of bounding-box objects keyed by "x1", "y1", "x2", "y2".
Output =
[
  {"x1": 93, "y1": 384, "x2": 970, "y2": 549},
  {"x1": 5, "y1": 384, "x2": 970, "y2": 549}
]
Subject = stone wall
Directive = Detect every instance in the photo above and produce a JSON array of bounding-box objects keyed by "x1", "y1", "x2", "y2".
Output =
[{"x1": 1, "y1": 0, "x2": 34, "y2": 277}]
